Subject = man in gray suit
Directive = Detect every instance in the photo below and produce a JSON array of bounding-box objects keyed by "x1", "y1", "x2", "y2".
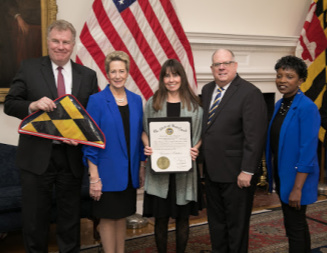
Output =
[
  {"x1": 201, "y1": 49, "x2": 267, "y2": 253},
  {"x1": 4, "y1": 20, "x2": 98, "y2": 252}
]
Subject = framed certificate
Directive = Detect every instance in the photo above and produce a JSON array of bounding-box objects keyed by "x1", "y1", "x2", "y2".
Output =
[{"x1": 148, "y1": 117, "x2": 192, "y2": 173}]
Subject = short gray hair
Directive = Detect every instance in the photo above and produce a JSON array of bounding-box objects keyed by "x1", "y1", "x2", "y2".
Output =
[
  {"x1": 211, "y1": 49, "x2": 235, "y2": 62},
  {"x1": 47, "y1": 20, "x2": 76, "y2": 41}
]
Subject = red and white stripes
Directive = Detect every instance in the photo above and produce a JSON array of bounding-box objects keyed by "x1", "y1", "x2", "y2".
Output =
[{"x1": 76, "y1": 0, "x2": 197, "y2": 102}]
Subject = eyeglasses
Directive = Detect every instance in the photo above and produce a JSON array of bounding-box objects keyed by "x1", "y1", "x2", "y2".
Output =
[{"x1": 212, "y1": 61, "x2": 235, "y2": 68}]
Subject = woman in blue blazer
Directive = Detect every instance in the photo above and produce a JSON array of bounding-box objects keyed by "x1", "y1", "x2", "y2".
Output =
[
  {"x1": 83, "y1": 51, "x2": 145, "y2": 253},
  {"x1": 266, "y1": 55, "x2": 320, "y2": 253}
]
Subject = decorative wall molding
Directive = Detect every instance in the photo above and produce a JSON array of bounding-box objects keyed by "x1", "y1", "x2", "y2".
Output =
[
  {"x1": 186, "y1": 32, "x2": 298, "y2": 49},
  {"x1": 196, "y1": 71, "x2": 277, "y2": 84}
]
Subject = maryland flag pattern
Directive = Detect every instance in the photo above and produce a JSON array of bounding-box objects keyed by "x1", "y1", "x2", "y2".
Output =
[
  {"x1": 18, "y1": 95, "x2": 106, "y2": 149},
  {"x1": 296, "y1": 0, "x2": 327, "y2": 141}
]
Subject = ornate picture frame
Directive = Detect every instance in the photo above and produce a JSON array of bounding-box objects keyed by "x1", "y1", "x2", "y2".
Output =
[{"x1": 0, "y1": 0, "x2": 57, "y2": 103}]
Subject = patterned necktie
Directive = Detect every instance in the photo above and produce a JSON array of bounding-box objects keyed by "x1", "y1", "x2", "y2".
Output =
[
  {"x1": 57, "y1": 66, "x2": 66, "y2": 97},
  {"x1": 207, "y1": 87, "x2": 224, "y2": 124}
]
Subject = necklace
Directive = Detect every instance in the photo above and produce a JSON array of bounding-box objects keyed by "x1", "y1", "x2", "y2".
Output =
[
  {"x1": 115, "y1": 97, "x2": 125, "y2": 103},
  {"x1": 279, "y1": 100, "x2": 292, "y2": 115}
]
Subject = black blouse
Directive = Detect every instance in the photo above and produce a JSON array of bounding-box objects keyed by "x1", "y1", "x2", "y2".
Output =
[
  {"x1": 118, "y1": 105, "x2": 130, "y2": 157},
  {"x1": 167, "y1": 102, "x2": 181, "y2": 117}
]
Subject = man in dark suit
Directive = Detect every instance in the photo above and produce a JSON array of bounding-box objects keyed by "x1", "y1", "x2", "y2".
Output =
[
  {"x1": 201, "y1": 49, "x2": 267, "y2": 253},
  {"x1": 4, "y1": 20, "x2": 98, "y2": 252}
]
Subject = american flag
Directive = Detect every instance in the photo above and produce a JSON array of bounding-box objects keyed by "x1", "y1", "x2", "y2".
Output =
[{"x1": 75, "y1": 0, "x2": 197, "y2": 101}]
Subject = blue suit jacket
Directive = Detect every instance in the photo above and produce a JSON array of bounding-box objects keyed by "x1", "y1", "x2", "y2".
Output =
[
  {"x1": 83, "y1": 85, "x2": 144, "y2": 191},
  {"x1": 266, "y1": 90, "x2": 320, "y2": 205}
]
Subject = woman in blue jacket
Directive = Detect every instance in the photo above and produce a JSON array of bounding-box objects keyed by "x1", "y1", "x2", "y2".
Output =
[
  {"x1": 83, "y1": 51, "x2": 145, "y2": 253},
  {"x1": 266, "y1": 55, "x2": 320, "y2": 253}
]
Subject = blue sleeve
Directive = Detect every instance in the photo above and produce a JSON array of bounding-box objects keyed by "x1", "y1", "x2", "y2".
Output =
[
  {"x1": 137, "y1": 96, "x2": 146, "y2": 161},
  {"x1": 82, "y1": 95, "x2": 102, "y2": 167},
  {"x1": 296, "y1": 102, "x2": 321, "y2": 173}
]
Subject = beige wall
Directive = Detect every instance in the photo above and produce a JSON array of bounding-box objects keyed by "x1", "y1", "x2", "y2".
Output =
[
  {"x1": 57, "y1": 0, "x2": 310, "y2": 37},
  {"x1": 175, "y1": 0, "x2": 310, "y2": 36},
  {"x1": 1, "y1": 0, "x2": 311, "y2": 145}
]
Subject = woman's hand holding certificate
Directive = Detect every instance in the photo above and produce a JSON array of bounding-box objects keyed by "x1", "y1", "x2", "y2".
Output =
[{"x1": 148, "y1": 118, "x2": 192, "y2": 173}]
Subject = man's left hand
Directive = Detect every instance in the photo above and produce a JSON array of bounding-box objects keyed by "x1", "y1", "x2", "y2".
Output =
[{"x1": 237, "y1": 172, "x2": 252, "y2": 188}]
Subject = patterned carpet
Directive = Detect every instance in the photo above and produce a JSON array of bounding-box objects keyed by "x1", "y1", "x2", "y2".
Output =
[{"x1": 80, "y1": 200, "x2": 327, "y2": 253}]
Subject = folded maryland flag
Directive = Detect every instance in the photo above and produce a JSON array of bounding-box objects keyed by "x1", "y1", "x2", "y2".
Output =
[{"x1": 18, "y1": 95, "x2": 106, "y2": 149}]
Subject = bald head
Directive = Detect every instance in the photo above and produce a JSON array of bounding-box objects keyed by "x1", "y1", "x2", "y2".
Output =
[{"x1": 210, "y1": 49, "x2": 238, "y2": 87}]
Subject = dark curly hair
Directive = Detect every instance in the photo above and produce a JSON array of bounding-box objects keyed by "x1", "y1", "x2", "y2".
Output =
[{"x1": 274, "y1": 55, "x2": 308, "y2": 81}]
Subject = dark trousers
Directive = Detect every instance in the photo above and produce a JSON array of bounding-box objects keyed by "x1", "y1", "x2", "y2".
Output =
[
  {"x1": 281, "y1": 202, "x2": 310, "y2": 253},
  {"x1": 20, "y1": 144, "x2": 82, "y2": 253},
  {"x1": 205, "y1": 177, "x2": 257, "y2": 253}
]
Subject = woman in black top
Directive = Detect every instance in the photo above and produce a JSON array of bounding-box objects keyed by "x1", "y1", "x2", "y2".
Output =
[
  {"x1": 142, "y1": 59, "x2": 203, "y2": 253},
  {"x1": 266, "y1": 55, "x2": 320, "y2": 253}
]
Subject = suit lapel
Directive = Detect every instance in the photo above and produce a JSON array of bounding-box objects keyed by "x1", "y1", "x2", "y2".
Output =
[
  {"x1": 215, "y1": 82, "x2": 238, "y2": 113},
  {"x1": 205, "y1": 77, "x2": 240, "y2": 131},
  {"x1": 105, "y1": 87, "x2": 128, "y2": 156},
  {"x1": 278, "y1": 92, "x2": 302, "y2": 160},
  {"x1": 40, "y1": 57, "x2": 57, "y2": 99},
  {"x1": 127, "y1": 91, "x2": 137, "y2": 153},
  {"x1": 71, "y1": 61, "x2": 82, "y2": 98}
]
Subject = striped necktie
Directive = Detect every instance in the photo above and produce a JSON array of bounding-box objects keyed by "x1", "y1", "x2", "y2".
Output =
[{"x1": 207, "y1": 87, "x2": 224, "y2": 124}]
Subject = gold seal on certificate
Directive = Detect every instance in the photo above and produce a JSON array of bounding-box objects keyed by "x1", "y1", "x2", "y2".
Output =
[
  {"x1": 165, "y1": 128, "x2": 174, "y2": 135},
  {"x1": 157, "y1": 156, "x2": 170, "y2": 170},
  {"x1": 148, "y1": 117, "x2": 193, "y2": 173}
]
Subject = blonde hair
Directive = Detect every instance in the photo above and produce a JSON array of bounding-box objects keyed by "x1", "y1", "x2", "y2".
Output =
[{"x1": 105, "y1": 51, "x2": 130, "y2": 73}]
